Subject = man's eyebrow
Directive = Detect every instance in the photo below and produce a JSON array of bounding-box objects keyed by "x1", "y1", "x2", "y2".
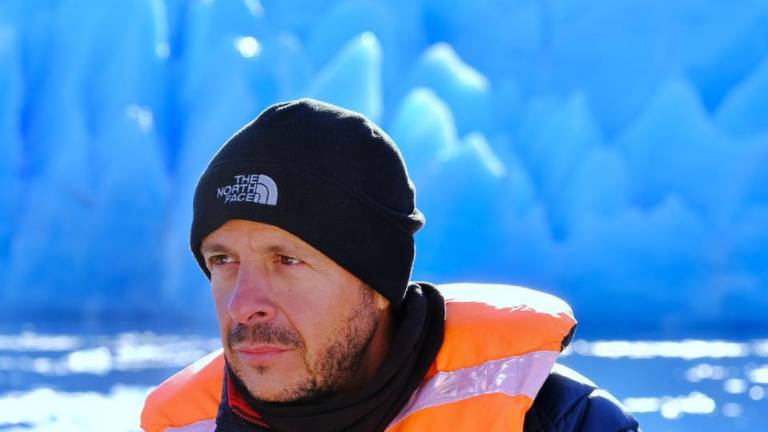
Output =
[
  {"x1": 200, "y1": 242, "x2": 302, "y2": 256},
  {"x1": 266, "y1": 245, "x2": 300, "y2": 256},
  {"x1": 200, "y1": 241, "x2": 233, "y2": 255}
]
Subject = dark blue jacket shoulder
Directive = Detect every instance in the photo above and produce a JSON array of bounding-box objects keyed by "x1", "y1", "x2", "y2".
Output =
[{"x1": 524, "y1": 364, "x2": 640, "y2": 432}]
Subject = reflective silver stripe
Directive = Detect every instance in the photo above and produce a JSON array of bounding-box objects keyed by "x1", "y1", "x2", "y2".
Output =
[
  {"x1": 166, "y1": 419, "x2": 216, "y2": 432},
  {"x1": 389, "y1": 351, "x2": 559, "y2": 428}
]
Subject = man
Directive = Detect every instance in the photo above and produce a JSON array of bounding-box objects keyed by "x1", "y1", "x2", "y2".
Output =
[{"x1": 141, "y1": 99, "x2": 640, "y2": 432}]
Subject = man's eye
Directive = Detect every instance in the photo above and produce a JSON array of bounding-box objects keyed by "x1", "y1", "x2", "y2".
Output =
[
  {"x1": 279, "y1": 255, "x2": 301, "y2": 266},
  {"x1": 209, "y1": 255, "x2": 235, "y2": 266}
]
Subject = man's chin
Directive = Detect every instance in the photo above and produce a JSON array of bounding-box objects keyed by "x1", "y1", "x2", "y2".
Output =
[
  {"x1": 243, "y1": 377, "x2": 316, "y2": 403},
  {"x1": 229, "y1": 360, "x2": 309, "y2": 403}
]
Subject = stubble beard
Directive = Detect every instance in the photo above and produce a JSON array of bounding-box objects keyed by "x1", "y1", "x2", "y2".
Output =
[{"x1": 227, "y1": 288, "x2": 379, "y2": 403}]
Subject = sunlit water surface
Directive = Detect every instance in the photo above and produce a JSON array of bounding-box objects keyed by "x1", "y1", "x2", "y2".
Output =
[{"x1": 0, "y1": 325, "x2": 765, "y2": 431}]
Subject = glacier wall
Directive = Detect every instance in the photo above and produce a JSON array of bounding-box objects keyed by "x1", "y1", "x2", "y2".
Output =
[{"x1": 0, "y1": 0, "x2": 767, "y2": 329}]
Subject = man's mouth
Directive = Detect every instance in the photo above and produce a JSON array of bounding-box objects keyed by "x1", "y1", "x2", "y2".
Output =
[{"x1": 234, "y1": 345, "x2": 291, "y2": 363}]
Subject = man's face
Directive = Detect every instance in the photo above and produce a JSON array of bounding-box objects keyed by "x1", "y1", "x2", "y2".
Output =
[{"x1": 201, "y1": 220, "x2": 390, "y2": 403}]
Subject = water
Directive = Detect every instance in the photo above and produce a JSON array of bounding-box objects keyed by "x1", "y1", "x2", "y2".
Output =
[
  {"x1": 559, "y1": 339, "x2": 768, "y2": 431},
  {"x1": 0, "y1": 324, "x2": 765, "y2": 431}
]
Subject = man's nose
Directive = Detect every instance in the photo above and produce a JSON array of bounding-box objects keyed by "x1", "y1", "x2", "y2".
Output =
[{"x1": 227, "y1": 262, "x2": 278, "y2": 325}]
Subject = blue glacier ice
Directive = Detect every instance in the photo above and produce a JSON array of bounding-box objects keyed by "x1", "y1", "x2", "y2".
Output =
[
  {"x1": 3, "y1": 0, "x2": 170, "y2": 316},
  {"x1": 547, "y1": 1, "x2": 680, "y2": 137},
  {"x1": 616, "y1": 78, "x2": 742, "y2": 221},
  {"x1": 557, "y1": 147, "x2": 630, "y2": 239},
  {"x1": 422, "y1": 0, "x2": 544, "y2": 89},
  {"x1": 557, "y1": 197, "x2": 710, "y2": 323},
  {"x1": 0, "y1": 0, "x2": 766, "y2": 329},
  {"x1": 305, "y1": 0, "x2": 424, "y2": 106},
  {"x1": 3, "y1": 0, "x2": 102, "y2": 312},
  {"x1": 431, "y1": 133, "x2": 553, "y2": 287},
  {"x1": 391, "y1": 89, "x2": 551, "y2": 286},
  {"x1": 307, "y1": 32, "x2": 383, "y2": 122},
  {"x1": 79, "y1": 0, "x2": 170, "y2": 313},
  {"x1": 405, "y1": 43, "x2": 492, "y2": 135},
  {"x1": 515, "y1": 93, "x2": 603, "y2": 239},
  {"x1": 717, "y1": 58, "x2": 768, "y2": 137},
  {"x1": 389, "y1": 89, "x2": 457, "y2": 167},
  {"x1": 683, "y1": 1, "x2": 768, "y2": 112},
  {"x1": 0, "y1": 25, "x2": 21, "y2": 279},
  {"x1": 259, "y1": 0, "x2": 333, "y2": 36}
]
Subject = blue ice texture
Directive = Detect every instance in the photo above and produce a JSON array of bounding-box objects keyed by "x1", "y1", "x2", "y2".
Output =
[{"x1": 1, "y1": 0, "x2": 767, "y2": 329}]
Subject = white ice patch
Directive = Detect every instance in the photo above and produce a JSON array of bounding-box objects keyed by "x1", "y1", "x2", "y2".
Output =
[
  {"x1": 0, "y1": 332, "x2": 220, "y2": 376},
  {"x1": 0, "y1": 332, "x2": 82, "y2": 352},
  {"x1": 0, "y1": 385, "x2": 149, "y2": 431},
  {"x1": 623, "y1": 392, "x2": 717, "y2": 419},
  {"x1": 748, "y1": 365, "x2": 768, "y2": 384},
  {"x1": 574, "y1": 340, "x2": 751, "y2": 359}
]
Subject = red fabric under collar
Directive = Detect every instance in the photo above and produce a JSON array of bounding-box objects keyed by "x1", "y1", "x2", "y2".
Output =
[{"x1": 226, "y1": 371, "x2": 271, "y2": 428}]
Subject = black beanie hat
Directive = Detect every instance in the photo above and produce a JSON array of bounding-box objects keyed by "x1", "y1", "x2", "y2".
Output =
[{"x1": 190, "y1": 98, "x2": 424, "y2": 310}]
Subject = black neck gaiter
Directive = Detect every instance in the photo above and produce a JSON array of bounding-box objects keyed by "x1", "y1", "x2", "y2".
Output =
[{"x1": 215, "y1": 283, "x2": 445, "y2": 432}]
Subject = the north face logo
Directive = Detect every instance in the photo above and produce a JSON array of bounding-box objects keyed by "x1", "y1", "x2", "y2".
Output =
[{"x1": 216, "y1": 174, "x2": 278, "y2": 205}]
